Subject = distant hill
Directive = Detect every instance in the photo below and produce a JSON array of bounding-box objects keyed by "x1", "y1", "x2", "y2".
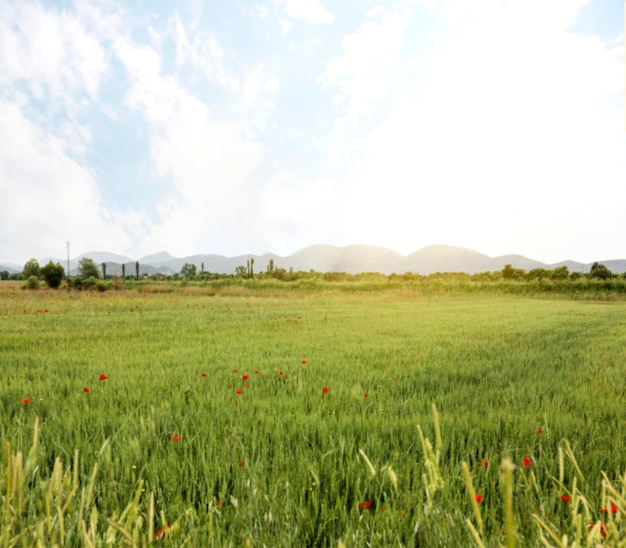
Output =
[{"x1": 3, "y1": 245, "x2": 626, "y2": 276}]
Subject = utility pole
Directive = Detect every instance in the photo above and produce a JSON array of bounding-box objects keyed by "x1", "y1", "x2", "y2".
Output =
[{"x1": 66, "y1": 241, "x2": 71, "y2": 280}]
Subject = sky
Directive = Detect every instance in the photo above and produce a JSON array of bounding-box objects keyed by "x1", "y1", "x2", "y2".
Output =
[{"x1": 0, "y1": 0, "x2": 624, "y2": 266}]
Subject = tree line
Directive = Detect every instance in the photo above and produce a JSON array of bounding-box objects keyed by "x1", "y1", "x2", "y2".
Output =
[{"x1": 6, "y1": 257, "x2": 625, "y2": 290}]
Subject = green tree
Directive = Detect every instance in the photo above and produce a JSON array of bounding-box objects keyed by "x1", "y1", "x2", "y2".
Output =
[
  {"x1": 78, "y1": 257, "x2": 100, "y2": 279},
  {"x1": 23, "y1": 258, "x2": 40, "y2": 279},
  {"x1": 0, "y1": 271, "x2": 9, "y2": 280},
  {"x1": 267, "y1": 259, "x2": 275, "y2": 272},
  {"x1": 135, "y1": 261, "x2": 140, "y2": 279},
  {"x1": 502, "y1": 264, "x2": 524, "y2": 280},
  {"x1": 102, "y1": 262, "x2": 107, "y2": 279},
  {"x1": 122, "y1": 263, "x2": 126, "y2": 278},
  {"x1": 589, "y1": 262, "x2": 613, "y2": 280},
  {"x1": 41, "y1": 261, "x2": 65, "y2": 289},
  {"x1": 181, "y1": 263, "x2": 197, "y2": 277},
  {"x1": 551, "y1": 266, "x2": 569, "y2": 280},
  {"x1": 235, "y1": 265, "x2": 247, "y2": 277}
]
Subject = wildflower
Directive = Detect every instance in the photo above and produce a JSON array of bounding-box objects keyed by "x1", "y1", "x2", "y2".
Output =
[
  {"x1": 237, "y1": 460, "x2": 244, "y2": 467},
  {"x1": 99, "y1": 374, "x2": 107, "y2": 381},
  {"x1": 172, "y1": 435, "x2": 180, "y2": 441},
  {"x1": 322, "y1": 387, "x2": 329, "y2": 393},
  {"x1": 480, "y1": 459, "x2": 489, "y2": 467},
  {"x1": 600, "y1": 504, "x2": 618, "y2": 514},
  {"x1": 536, "y1": 427, "x2": 544, "y2": 434},
  {"x1": 560, "y1": 495, "x2": 571, "y2": 502},
  {"x1": 278, "y1": 371, "x2": 283, "y2": 376},
  {"x1": 588, "y1": 521, "x2": 607, "y2": 538},
  {"x1": 22, "y1": 397, "x2": 30, "y2": 405},
  {"x1": 201, "y1": 372, "x2": 207, "y2": 377},
  {"x1": 235, "y1": 389, "x2": 243, "y2": 395},
  {"x1": 233, "y1": 369, "x2": 238, "y2": 373},
  {"x1": 522, "y1": 456, "x2": 533, "y2": 467},
  {"x1": 301, "y1": 360, "x2": 307, "y2": 364},
  {"x1": 83, "y1": 387, "x2": 90, "y2": 393},
  {"x1": 475, "y1": 494, "x2": 483, "y2": 503},
  {"x1": 254, "y1": 371, "x2": 259, "y2": 375},
  {"x1": 155, "y1": 525, "x2": 172, "y2": 540},
  {"x1": 363, "y1": 393, "x2": 369, "y2": 398},
  {"x1": 241, "y1": 374, "x2": 248, "y2": 380},
  {"x1": 359, "y1": 501, "x2": 372, "y2": 510}
]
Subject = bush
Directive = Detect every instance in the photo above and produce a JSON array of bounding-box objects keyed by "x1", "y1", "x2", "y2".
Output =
[
  {"x1": 24, "y1": 275, "x2": 40, "y2": 290},
  {"x1": 41, "y1": 261, "x2": 65, "y2": 289},
  {"x1": 82, "y1": 277, "x2": 98, "y2": 290}
]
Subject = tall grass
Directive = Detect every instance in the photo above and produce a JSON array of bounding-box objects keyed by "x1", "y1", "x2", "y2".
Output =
[{"x1": 1, "y1": 287, "x2": 625, "y2": 545}]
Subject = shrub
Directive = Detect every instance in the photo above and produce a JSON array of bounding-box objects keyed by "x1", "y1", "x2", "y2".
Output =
[
  {"x1": 41, "y1": 261, "x2": 65, "y2": 289},
  {"x1": 24, "y1": 275, "x2": 39, "y2": 290}
]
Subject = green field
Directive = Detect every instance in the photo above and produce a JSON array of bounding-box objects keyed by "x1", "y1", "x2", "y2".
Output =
[{"x1": 2, "y1": 283, "x2": 625, "y2": 546}]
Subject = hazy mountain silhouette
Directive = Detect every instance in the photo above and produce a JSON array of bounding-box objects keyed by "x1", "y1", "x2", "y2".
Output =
[{"x1": 2, "y1": 245, "x2": 625, "y2": 275}]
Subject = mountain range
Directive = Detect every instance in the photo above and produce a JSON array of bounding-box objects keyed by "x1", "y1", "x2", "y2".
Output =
[{"x1": 2, "y1": 244, "x2": 625, "y2": 276}]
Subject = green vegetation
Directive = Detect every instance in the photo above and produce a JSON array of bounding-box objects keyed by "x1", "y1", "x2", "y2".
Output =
[
  {"x1": 1, "y1": 285, "x2": 625, "y2": 545},
  {"x1": 41, "y1": 261, "x2": 65, "y2": 289}
]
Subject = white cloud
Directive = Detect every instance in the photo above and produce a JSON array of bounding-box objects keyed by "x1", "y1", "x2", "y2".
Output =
[
  {"x1": 273, "y1": 0, "x2": 334, "y2": 24},
  {"x1": 0, "y1": 1, "x2": 106, "y2": 104},
  {"x1": 328, "y1": 0, "x2": 626, "y2": 262},
  {"x1": 0, "y1": 101, "x2": 140, "y2": 264},
  {"x1": 114, "y1": 35, "x2": 267, "y2": 256},
  {"x1": 261, "y1": 168, "x2": 345, "y2": 253},
  {"x1": 319, "y1": 9, "x2": 407, "y2": 123}
]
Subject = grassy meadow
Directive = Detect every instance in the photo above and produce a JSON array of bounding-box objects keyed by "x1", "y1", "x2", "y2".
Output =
[{"x1": 1, "y1": 282, "x2": 625, "y2": 546}]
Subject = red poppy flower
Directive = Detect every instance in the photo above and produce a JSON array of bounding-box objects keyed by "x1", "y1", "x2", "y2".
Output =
[
  {"x1": 588, "y1": 521, "x2": 607, "y2": 538},
  {"x1": 359, "y1": 501, "x2": 372, "y2": 510},
  {"x1": 99, "y1": 374, "x2": 107, "y2": 381},
  {"x1": 601, "y1": 504, "x2": 618, "y2": 514},
  {"x1": 22, "y1": 397, "x2": 30, "y2": 405},
  {"x1": 322, "y1": 387, "x2": 329, "y2": 393},
  {"x1": 363, "y1": 393, "x2": 369, "y2": 398},
  {"x1": 83, "y1": 387, "x2": 90, "y2": 393},
  {"x1": 233, "y1": 369, "x2": 238, "y2": 373},
  {"x1": 201, "y1": 372, "x2": 207, "y2": 377},
  {"x1": 130, "y1": 308, "x2": 134, "y2": 312},
  {"x1": 522, "y1": 456, "x2": 533, "y2": 467},
  {"x1": 242, "y1": 374, "x2": 248, "y2": 380},
  {"x1": 561, "y1": 495, "x2": 571, "y2": 502},
  {"x1": 237, "y1": 460, "x2": 244, "y2": 467},
  {"x1": 172, "y1": 435, "x2": 180, "y2": 441},
  {"x1": 278, "y1": 371, "x2": 283, "y2": 375},
  {"x1": 254, "y1": 371, "x2": 259, "y2": 375},
  {"x1": 536, "y1": 427, "x2": 544, "y2": 434},
  {"x1": 235, "y1": 389, "x2": 242, "y2": 395},
  {"x1": 155, "y1": 525, "x2": 172, "y2": 540},
  {"x1": 475, "y1": 494, "x2": 483, "y2": 503},
  {"x1": 480, "y1": 459, "x2": 489, "y2": 467},
  {"x1": 301, "y1": 360, "x2": 307, "y2": 364}
]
